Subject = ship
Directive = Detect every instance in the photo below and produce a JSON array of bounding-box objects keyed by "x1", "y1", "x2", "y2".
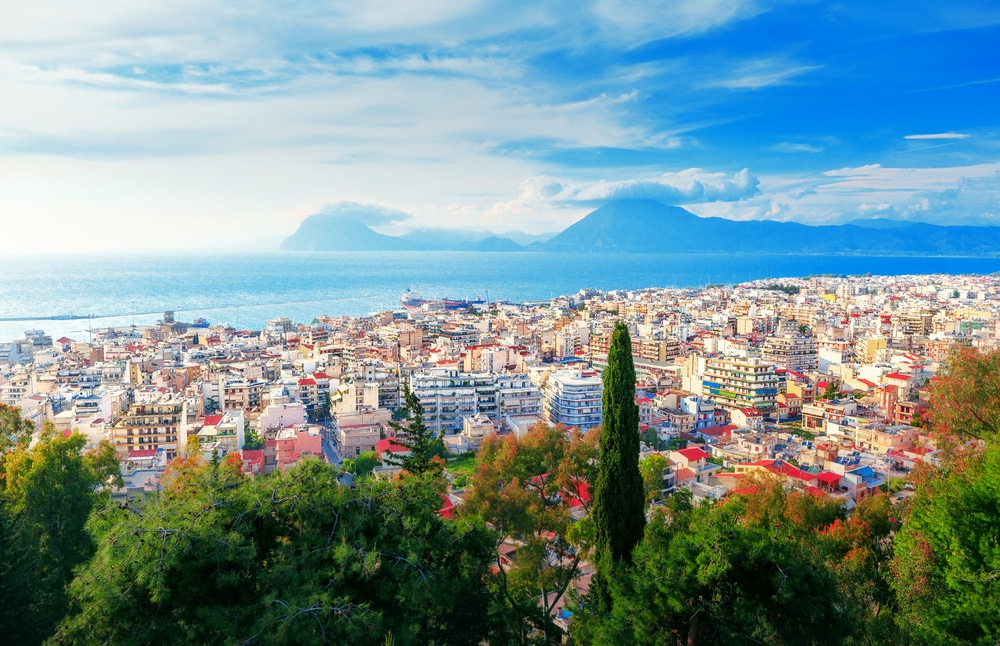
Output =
[
  {"x1": 400, "y1": 289, "x2": 431, "y2": 309},
  {"x1": 400, "y1": 289, "x2": 486, "y2": 311},
  {"x1": 190, "y1": 318, "x2": 211, "y2": 328}
]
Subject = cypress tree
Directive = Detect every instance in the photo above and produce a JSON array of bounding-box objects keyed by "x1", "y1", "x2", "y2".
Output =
[{"x1": 591, "y1": 320, "x2": 646, "y2": 611}]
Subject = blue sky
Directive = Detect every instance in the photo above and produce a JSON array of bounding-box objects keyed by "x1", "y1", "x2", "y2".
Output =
[{"x1": 2, "y1": 0, "x2": 999, "y2": 250}]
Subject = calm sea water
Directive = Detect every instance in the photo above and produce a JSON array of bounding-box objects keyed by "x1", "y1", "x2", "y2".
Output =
[{"x1": 2, "y1": 250, "x2": 999, "y2": 343}]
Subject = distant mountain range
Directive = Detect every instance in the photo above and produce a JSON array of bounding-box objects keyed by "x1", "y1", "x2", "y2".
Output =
[
  {"x1": 279, "y1": 215, "x2": 543, "y2": 252},
  {"x1": 280, "y1": 200, "x2": 1000, "y2": 255}
]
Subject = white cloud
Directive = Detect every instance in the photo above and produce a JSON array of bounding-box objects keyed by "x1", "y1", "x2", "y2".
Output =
[
  {"x1": 903, "y1": 132, "x2": 970, "y2": 140},
  {"x1": 319, "y1": 201, "x2": 412, "y2": 226},
  {"x1": 529, "y1": 168, "x2": 760, "y2": 206},
  {"x1": 768, "y1": 142, "x2": 824, "y2": 153},
  {"x1": 703, "y1": 59, "x2": 820, "y2": 90}
]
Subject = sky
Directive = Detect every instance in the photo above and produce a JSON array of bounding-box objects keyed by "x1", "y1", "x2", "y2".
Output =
[{"x1": 2, "y1": 0, "x2": 1000, "y2": 251}]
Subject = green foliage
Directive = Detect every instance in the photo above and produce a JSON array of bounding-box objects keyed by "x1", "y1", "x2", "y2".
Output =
[
  {"x1": 1, "y1": 423, "x2": 120, "y2": 638},
  {"x1": 243, "y1": 427, "x2": 265, "y2": 450},
  {"x1": 343, "y1": 450, "x2": 378, "y2": 476},
  {"x1": 642, "y1": 428, "x2": 663, "y2": 451},
  {"x1": 387, "y1": 388, "x2": 446, "y2": 478},
  {"x1": 463, "y1": 423, "x2": 599, "y2": 644},
  {"x1": 591, "y1": 321, "x2": 645, "y2": 611},
  {"x1": 575, "y1": 477, "x2": 856, "y2": 645},
  {"x1": 928, "y1": 346, "x2": 1000, "y2": 441},
  {"x1": 893, "y1": 442, "x2": 1000, "y2": 644},
  {"x1": 56, "y1": 458, "x2": 497, "y2": 645},
  {"x1": 823, "y1": 382, "x2": 839, "y2": 400},
  {"x1": 638, "y1": 453, "x2": 669, "y2": 504},
  {"x1": 764, "y1": 283, "x2": 800, "y2": 295},
  {"x1": 665, "y1": 437, "x2": 687, "y2": 451},
  {"x1": 0, "y1": 499, "x2": 45, "y2": 643},
  {"x1": 0, "y1": 402, "x2": 34, "y2": 475}
]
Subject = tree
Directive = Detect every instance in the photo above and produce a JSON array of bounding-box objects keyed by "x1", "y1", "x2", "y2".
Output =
[
  {"x1": 823, "y1": 382, "x2": 839, "y2": 400},
  {"x1": 638, "y1": 453, "x2": 669, "y2": 504},
  {"x1": 0, "y1": 498, "x2": 45, "y2": 643},
  {"x1": 591, "y1": 321, "x2": 646, "y2": 612},
  {"x1": 926, "y1": 346, "x2": 1000, "y2": 441},
  {"x1": 893, "y1": 435, "x2": 1000, "y2": 644},
  {"x1": 204, "y1": 395, "x2": 220, "y2": 414},
  {"x1": 56, "y1": 458, "x2": 497, "y2": 645},
  {"x1": 463, "y1": 423, "x2": 599, "y2": 645},
  {"x1": 386, "y1": 387, "x2": 446, "y2": 478},
  {"x1": 243, "y1": 427, "x2": 265, "y2": 450},
  {"x1": 2, "y1": 424, "x2": 121, "y2": 636},
  {"x1": 0, "y1": 402, "x2": 34, "y2": 475},
  {"x1": 343, "y1": 450, "x2": 379, "y2": 477},
  {"x1": 889, "y1": 345, "x2": 1000, "y2": 644},
  {"x1": 578, "y1": 477, "x2": 856, "y2": 646}
]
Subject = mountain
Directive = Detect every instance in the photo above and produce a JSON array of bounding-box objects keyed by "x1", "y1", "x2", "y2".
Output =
[
  {"x1": 280, "y1": 215, "x2": 524, "y2": 251},
  {"x1": 283, "y1": 201, "x2": 1000, "y2": 255},
  {"x1": 541, "y1": 200, "x2": 1000, "y2": 255},
  {"x1": 279, "y1": 215, "x2": 410, "y2": 251}
]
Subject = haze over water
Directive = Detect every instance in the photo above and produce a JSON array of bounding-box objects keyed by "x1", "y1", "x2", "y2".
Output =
[{"x1": 3, "y1": 251, "x2": 1000, "y2": 343}]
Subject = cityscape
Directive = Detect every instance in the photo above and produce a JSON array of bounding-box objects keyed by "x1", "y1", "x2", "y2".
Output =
[{"x1": 4, "y1": 0, "x2": 1000, "y2": 642}]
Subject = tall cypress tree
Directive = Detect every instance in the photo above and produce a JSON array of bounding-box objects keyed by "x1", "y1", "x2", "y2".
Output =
[{"x1": 591, "y1": 320, "x2": 645, "y2": 612}]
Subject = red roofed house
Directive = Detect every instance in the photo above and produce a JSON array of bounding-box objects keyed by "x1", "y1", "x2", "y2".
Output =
[
  {"x1": 883, "y1": 372, "x2": 912, "y2": 397},
  {"x1": 669, "y1": 447, "x2": 719, "y2": 484},
  {"x1": 375, "y1": 438, "x2": 412, "y2": 462},
  {"x1": 241, "y1": 449, "x2": 265, "y2": 475}
]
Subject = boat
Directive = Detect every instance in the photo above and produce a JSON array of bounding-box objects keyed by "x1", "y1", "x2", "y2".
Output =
[
  {"x1": 400, "y1": 289, "x2": 431, "y2": 309},
  {"x1": 190, "y1": 318, "x2": 211, "y2": 328},
  {"x1": 400, "y1": 289, "x2": 486, "y2": 311}
]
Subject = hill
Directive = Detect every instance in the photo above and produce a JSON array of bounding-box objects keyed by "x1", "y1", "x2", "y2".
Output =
[
  {"x1": 541, "y1": 200, "x2": 1000, "y2": 255},
  {"x1": 280, "y1": 216, "x2": 525, "y2": 251}
]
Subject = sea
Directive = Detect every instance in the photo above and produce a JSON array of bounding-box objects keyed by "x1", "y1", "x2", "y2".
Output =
[{"x1": 2, "y1": 250, "x2": 1000, "y2": 344}]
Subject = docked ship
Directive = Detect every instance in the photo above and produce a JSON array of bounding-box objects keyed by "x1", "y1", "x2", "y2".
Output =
[
  {"x1": 190, "y1": 318, "x2": 211, "y2": 328},
  {"x1": 400, "y1": 289, "x2": 486, "y2": 311}
]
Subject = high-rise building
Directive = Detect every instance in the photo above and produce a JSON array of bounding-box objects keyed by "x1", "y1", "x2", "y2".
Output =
[
  {"x1": 542, "y1": 369, "x2": 603, "y2": 429},
  {"x1": 702, "y1": 357, "x2": 778, "y2": 412},
  {"x1": 761, "y1": 335, "x2": 818, "y2": 372}
]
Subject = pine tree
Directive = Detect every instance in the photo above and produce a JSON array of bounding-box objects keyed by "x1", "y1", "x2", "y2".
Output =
[
  {"x1": 591, "y1": 320, "x2": 646, "y2": 612},
  {"x1": 386, "y1": 387, "x2": 445, "y2": 477}
]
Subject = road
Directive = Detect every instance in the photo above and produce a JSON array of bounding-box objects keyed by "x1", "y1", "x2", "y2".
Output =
[{"x1": 320, "y1": 425, "x2": 342, "y2": 466}]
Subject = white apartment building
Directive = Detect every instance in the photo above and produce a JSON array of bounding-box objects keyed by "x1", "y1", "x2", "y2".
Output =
[
  {"x1": 410, "y1": 368, "x2": 498, "y2": 433},
  {"x1": 542, "y1": 369, "x2": 603, "y2": 429}
]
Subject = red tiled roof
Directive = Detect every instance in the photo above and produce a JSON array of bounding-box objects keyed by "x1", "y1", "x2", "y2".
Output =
[
  {"x1": 884, "y1": 372, "x2": 911, "y2": 381},
  {"x1": 376, "y1": 438, "x2": 410, "y2": 454},
  {"x1": 675, "y1": 447, "x2": 711, "y2": 462},
  {"x1": 128, "y1": 449, "x2": 158, "y2": 459},
  {"x1": 814, "y1": 471, "x2": 841, "y2": 484},
  {"x1": 203, "y1": 414, "x2": 223, "y2": 426}
]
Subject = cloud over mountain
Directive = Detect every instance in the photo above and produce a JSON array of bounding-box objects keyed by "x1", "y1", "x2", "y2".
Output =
[
  {"x1": 517, "y1": 168, "x2": 760, "y2": 207},
  {"x1": 318, "y1": 201, "x2": 413, "y2": 226}
]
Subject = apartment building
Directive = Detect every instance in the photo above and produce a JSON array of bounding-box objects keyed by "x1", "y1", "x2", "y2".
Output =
[
  {"x1": 410, "y1": 368, "x2": 498, "y2": 433},
  {"x1": 496, "y1": 374, "x2": 543, "y2": 417},
  {"x1": 702, "y1": 357, "x2": 778, "y2": 412},
  {"x1": 111, "y1": 394, "x2": 188, "y2": 460},
  {"x1": 761, "y1": 335, "x2": 818, "y2": 372},
  {"x1": 542, "y1": 369, "x2": 603, "y2": 429}
]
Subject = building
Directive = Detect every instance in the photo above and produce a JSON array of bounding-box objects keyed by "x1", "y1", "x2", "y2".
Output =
[
  {"x1": 196, "y1": 410, "x2": 245, "y2": 458},
  {"x1": 542, "y1": 369, "x2": 603, "y2": 429},
  {"x1": 496, "y1": 374, "x2": 543, "y2": 417},
  {"x1": 702, "y1": 357, "x2": 778, "y2": 412},
  {"x1": 761, "y1": 335, "x2": 818, "y2": 372},
  {"x1": 410, "y1": 368, "x2": 498, "y2": 433},
  {"x1": 110, "y1": 394, "x2": 188, "y2": 460}
]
